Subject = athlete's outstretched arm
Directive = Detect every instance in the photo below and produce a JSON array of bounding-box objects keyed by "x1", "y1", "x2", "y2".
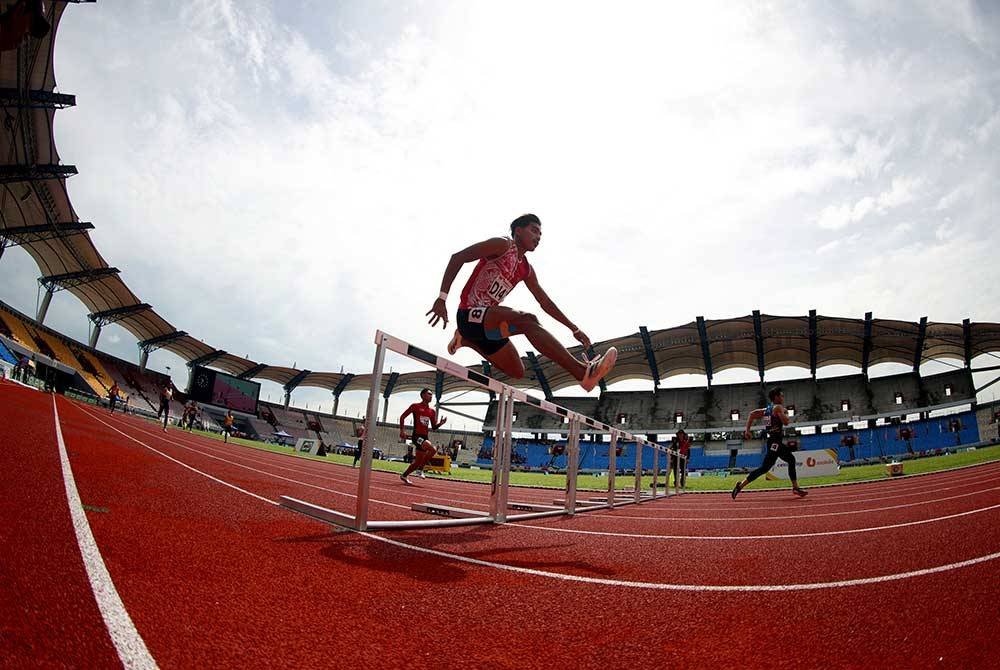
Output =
[
  {"x1": 433, "y1": 414, "x2": 447, "y2": 430},
  {"x1": 743, "y1": 409, "x2": 765, "y2": 440},
  {"x1": 398, "y1": 406, "x2": 414, "y2": 439},
  {"x1": 426, "y1": 237, "x2": 510, "y2": 328},
  {"x1": 523, "y1": 269, "x2": 591, "y2": 348}
]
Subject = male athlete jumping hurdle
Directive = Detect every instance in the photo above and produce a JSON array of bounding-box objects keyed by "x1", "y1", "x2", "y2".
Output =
[{"x1": 426, "y1": 214, "x2": 616, "y2": 392}]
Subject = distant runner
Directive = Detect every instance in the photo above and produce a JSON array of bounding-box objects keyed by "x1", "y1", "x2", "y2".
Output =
[
  {"x1": 353, "y1": 419, "x2": 366, "y2": 468},
  {"x1": 732, "y1": 388, "x2": 808, "y2": 499},
  {"x1": 426, "y1": 213, "x2": 616, "y2": 392},
  {"x1": 157, "y1": 384, "x2": 173, "y2": 432},
  {"x1": 223, "y1": 410, "x2": 235, "y2": 443},
  {"x1": 108, "y1": 382, "x2": 121, "y2": 414},
  {"x1": 398, "y1": 388, "x2": 446, "y2": 485}
]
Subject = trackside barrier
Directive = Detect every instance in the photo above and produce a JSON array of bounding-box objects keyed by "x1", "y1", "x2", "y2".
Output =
[{"x1": 280, "y1": 330, "x2": 685, "y2": 531}]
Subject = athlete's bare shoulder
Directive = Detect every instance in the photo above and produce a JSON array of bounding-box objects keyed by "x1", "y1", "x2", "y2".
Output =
[{"x1": 480, "y1": 236, "x2": 512, "y2": 258}]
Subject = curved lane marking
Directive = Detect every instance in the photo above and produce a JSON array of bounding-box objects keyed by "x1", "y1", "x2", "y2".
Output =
[
  {"x1": 54, "y1": 397, "x2": 158, "y2": 669},
  {"x1": 362, "y1": 531, "x2": 1000, "y2": 592},
  {"x1": 69, "y1": 401, "x2": 1000, "y2": 591},
  {"x1": 510, "y1": 502, "x2": 1000, "y2": 539}
]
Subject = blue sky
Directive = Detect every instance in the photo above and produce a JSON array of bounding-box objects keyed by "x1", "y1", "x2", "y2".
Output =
[{"x1": 1, "y1": 1, "x2": 998, "y2": 427}]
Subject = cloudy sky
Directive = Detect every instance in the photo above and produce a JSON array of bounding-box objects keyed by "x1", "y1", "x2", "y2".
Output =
[{"x1": 1, "y1": 0, "x2": 999, "y2": 427}]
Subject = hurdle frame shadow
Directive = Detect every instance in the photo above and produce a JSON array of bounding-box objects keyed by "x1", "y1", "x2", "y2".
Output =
[{"x1": 281, "y1": 330, "x2": 686, "y2": 531}]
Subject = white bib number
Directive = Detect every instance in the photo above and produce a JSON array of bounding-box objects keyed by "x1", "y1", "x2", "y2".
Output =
[{"x1": 487, "y1": 277, "x2": 514, "y2": 303}]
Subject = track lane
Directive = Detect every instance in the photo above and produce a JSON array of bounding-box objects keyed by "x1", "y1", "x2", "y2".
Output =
[
  {"x1": 0, "y1": 388, "x2": 122, "y2": 668},
  {"x1": 28, "y1": 391, "x2": 1000, "y2": 668}
]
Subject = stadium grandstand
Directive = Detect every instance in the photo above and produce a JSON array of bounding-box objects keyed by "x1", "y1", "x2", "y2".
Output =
[
  {"x1": 5, "y1": 3, "x2": 1000, "y2": 668},
  {"x1": 1, "y1": 12, "x2": 998, "y2": 441}
]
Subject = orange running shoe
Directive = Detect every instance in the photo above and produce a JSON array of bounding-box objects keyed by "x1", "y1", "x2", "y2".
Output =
[{"x1": 581, "y1": 347, "x2": 617, "y2": 392}]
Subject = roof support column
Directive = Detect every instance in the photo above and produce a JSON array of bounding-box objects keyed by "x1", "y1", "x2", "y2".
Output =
[
  {"x1": 809, "y1": 309, "x2": 818, "y2": 378},
  {"x1": 88, "y1": 324, "x2": 101, "y2": 349},
  {"x1": 382, "y1": 371, "x2": 400, "y2": 422},
  {"x1": 752, "y1": 310, "x2": 765, "y2": 383},
  {"x1": 37, "y1": 285, "x2": 53, "y2": 324},
  {"x1": 861, "y1": 312, "x2": 873, "y2": 378},
  {"x1": 912, "y1": 316, "x2": 927, "y2": 374},
  {"x1": 332, "y1": 373, "x2": 355, "y2": 419},
  {"x1": 696, "y1": 316, "x2": 713, "y2": 388},
  {"x1": 963, "y1": 319, "x2": 972, "y2": 368},
  {"x1": 139, "y1": 349, "x2": 149, "y2": 373}
]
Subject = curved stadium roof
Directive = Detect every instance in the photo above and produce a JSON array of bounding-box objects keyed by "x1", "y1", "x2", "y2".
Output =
[{"x1": 2, "y1": 4, "x2": 999, "y2": 400}]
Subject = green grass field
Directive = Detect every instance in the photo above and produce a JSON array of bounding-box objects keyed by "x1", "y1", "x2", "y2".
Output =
[{"x1": 177, "y1": 423, "x2": 1000, "y2": 492}]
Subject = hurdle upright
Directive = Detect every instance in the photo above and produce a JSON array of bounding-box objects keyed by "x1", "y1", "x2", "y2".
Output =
[{"x1": 281, "y1": 330, "x2": 682, "y2": 532}]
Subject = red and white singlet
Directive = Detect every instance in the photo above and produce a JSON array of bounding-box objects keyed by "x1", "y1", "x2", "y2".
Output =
[{"x1": 458, "y1": 238, "x2": 531, "y2": 310}]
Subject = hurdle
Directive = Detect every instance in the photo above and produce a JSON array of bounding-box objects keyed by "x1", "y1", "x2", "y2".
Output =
[{"x1": 280, "y1": 330, "x2": 682, "y2": 531}]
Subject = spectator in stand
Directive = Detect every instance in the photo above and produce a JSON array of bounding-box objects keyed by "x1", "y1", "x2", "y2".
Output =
[
  {"x1": 353, "y1": 419, "x2": 367, "y2": 468},
  {"x1": 13, "y1": 354, "x2": 27, "y2": 381},
  {"x1": 157, "y1": 384, "x2": 173, "y2": 432},
  {"x1": 123, "y1": 393, "x2": 130, "y2": 415},
  {"x1": 223, "y1": 411, "x2": 235, "y2": 443},
  {"x1": 108, "y1": 382, "x2": 121, "y2": 414}
]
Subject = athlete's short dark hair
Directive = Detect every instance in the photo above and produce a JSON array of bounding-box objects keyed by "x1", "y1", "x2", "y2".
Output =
[
  {"x1": 420, "y1": 387, "x2": 432, "y2": 396},
  {"x1": 768, "y1": 387, "x2": 783, "y2": 402},
  {"x1": 510, "y1": 213, "x2": 540, "y2": 235}
]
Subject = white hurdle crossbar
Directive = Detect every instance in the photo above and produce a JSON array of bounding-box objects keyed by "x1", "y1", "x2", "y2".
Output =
[{"x1": 280, "y1": 330, "x2": 683, "y2": 531}]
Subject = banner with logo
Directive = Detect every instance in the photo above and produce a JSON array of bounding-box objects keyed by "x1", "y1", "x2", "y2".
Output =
[{"x1": 764, "y1": 448, "x2": 840, "y2": 480}]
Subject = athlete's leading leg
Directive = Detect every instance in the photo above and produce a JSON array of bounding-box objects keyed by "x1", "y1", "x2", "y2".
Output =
[
  {"x1": 780, "y1": 449, "x2": 808, "y2": 497},
  {"x1": 484, "y1": 307, "x2": 587, "y2": 380},
  {"x1": 732, "y1": 448, "x2": 780, "y2": 499},
  {"x1": 402, "y1": 441, "x2": 437, "y2": 481}
]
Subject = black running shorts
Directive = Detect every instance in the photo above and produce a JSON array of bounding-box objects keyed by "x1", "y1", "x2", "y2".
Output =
[{"x1": 457, "y1": 308, "x2": 509, "y2": 356}]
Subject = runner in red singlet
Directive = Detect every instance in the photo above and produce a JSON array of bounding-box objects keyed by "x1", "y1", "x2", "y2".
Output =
[
  {"x1": 425, "y1": 214, "x2": 616, "y2": 392},
  {"x1": 398, "y1": 388, "x2": 447, "y2": 485}
]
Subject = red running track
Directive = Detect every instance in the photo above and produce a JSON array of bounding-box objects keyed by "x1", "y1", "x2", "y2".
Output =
[{"x1": 3, "y1": 381, "x2": 999, "y2": 669}]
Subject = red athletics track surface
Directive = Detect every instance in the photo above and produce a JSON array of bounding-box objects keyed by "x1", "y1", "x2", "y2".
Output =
[{"x1": 3, "y1": 381, "x2": 1000, "y2": 669}]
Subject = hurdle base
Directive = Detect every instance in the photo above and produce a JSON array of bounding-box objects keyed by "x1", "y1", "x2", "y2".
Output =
[
  {"x1": 508, "y1": 501, "x2": 562, "y2": 512},
  {"x1": 411, "y1": 502, "x2": 489, "y2": 519},
  {"x1": 281, "y1": 495, "x2": 357, "y2": 530}
]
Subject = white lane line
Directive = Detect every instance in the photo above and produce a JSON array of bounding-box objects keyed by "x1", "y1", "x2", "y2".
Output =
[
  {"x1": 90, "y1": 407, "x2": 1000, "y2": 515},
  {"x1": 85, "y1": 406, "x2": 1000, "y2": 525},
  {"x1": 585, "y1": 484, "x2": 1000, "y2": 521},
  {"x1": 361, "y1": 531, "x2": 1000, "y2": 592},
  {"x1": 53, "y1": 396, "x2": 159, "y2": 669},
  {"x1": 510, "y1": 502, "x2": 1000, "y2": 539},
  {"x1": 68, "y1": 398, "x2": 1000, "y2": 592},
  {"x1": 91, "y1": 407, "x2": 497, "y2": 512},
  {"x1": 71, "y1": 402, "x2": 277, "y2": 506},
  {"x1": 637, "y1": 468, "x2": 1000, "y2": 511}
]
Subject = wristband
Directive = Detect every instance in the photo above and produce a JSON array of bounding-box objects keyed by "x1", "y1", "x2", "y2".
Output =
[
  {"x1": 438, "y1": 292, "x2": 448, "y2": 302},
  {"x1": 572, "y1": 328, "x2": 581, "y2": 335}
]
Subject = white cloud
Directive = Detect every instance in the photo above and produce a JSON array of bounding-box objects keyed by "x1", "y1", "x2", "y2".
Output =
[
  {"x1": 877, "y1": 176, "x2": 920, "y2": 209},
  {"x1": 0, "y1": 0, "x2": 996, "y2": 422},
  {"x1": 815, "y1": 239, "x2": 842, "y2": 255}
]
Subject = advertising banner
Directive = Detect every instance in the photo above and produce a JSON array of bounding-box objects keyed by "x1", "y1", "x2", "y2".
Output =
[{"x1": 764, "y1": 448, "x2": 840, "y2": 480}]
